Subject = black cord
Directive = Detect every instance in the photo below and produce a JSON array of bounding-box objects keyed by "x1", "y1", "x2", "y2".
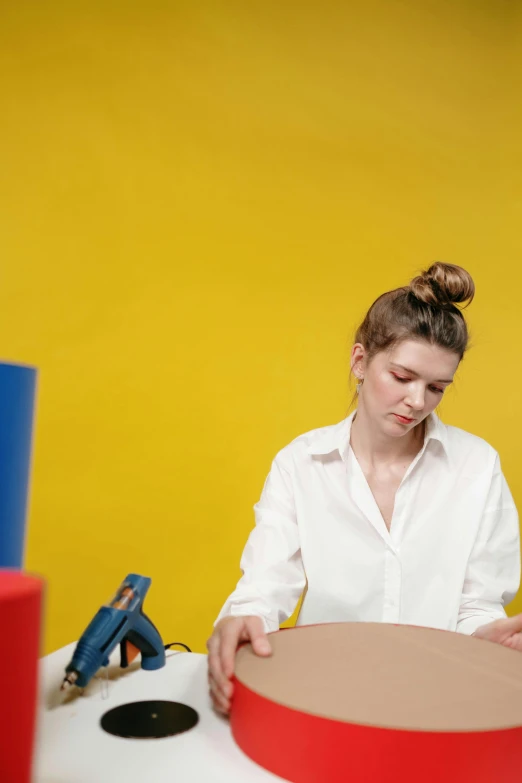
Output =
[{"x1": 164, "y1": 641, "x2": 191, "y2": 653}]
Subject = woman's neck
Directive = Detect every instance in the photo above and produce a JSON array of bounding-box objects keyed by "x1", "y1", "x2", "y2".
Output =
[{"x1": 350, "y1": 406, "x2": 425, "y2": 468}]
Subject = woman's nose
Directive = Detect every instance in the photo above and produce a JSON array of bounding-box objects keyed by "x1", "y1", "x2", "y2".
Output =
[{"x1": 405, "y1": 388, "x2": 425, "y2": 410}]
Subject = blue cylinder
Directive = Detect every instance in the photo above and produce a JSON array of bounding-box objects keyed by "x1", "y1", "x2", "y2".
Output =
[{"x1": 0, "y1": 363, "x2": 37, "y2": 568}]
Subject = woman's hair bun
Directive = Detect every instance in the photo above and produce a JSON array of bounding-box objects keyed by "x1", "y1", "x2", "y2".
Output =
[{"x1": 409, "y1": 262, "x2": 475, "y2": 309}]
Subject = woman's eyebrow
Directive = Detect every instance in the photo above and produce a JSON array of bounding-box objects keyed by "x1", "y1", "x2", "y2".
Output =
[{"x1": 390, "y1": 363, "x2": 454, "y2": 384}]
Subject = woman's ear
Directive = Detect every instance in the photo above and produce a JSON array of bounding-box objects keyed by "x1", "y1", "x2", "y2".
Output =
[{"x1": 350, "y1": 343, "x2": 366, "y2": 380}]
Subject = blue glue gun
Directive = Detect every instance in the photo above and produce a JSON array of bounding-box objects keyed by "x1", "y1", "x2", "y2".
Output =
[{"x1": 61, "y1": 573, "x2": 165, "y2": 690}]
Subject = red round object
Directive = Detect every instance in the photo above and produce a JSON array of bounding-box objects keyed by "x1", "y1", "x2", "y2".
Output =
[
  {"x1": 230, "y1": 623, "x2": 522, "y2": 783},
  {"x1": 0, "y1": 570, "x2": 44, "y2": 783}
]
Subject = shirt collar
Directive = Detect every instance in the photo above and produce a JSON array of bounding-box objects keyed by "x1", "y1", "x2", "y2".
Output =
[{"x1": 306, "y1": 409, "x2": 451, "y2": 465}]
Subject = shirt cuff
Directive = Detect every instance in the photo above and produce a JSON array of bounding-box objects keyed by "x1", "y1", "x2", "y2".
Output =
[{"x1": 214, "y1": 609, "x2": 276, "y2": 635}]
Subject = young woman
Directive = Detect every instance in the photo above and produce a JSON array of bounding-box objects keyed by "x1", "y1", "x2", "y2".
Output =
[{"x1": 207, "y1": 262, "x2": 522, "y2": 715}]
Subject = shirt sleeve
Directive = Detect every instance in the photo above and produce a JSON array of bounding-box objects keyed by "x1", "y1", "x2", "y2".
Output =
[
  {"x1": 457, "y1": 453, "x2": 521, "y2": 636},
  {"x1": 214, "y1": 452, "x2": 306, "y2": 633}
]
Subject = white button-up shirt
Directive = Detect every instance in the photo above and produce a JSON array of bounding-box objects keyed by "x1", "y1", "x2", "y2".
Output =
[{"x1": 216, "y1": 411, "x2": 521, "y2": 636}]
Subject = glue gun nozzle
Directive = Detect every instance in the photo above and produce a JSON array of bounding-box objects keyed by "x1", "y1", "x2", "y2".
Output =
[{"x1": 60, "y1": 671, "x2": 78, "y2": 691}]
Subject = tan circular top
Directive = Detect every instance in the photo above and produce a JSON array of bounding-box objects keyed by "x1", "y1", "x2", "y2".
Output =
[{"x1": 234, "y1": 623, "x2": 522, "y2": 732}]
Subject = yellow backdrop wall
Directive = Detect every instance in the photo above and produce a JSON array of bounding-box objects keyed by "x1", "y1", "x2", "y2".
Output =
[{"x1": 0, "y1": 0, "x2": 520, "y2": 653}]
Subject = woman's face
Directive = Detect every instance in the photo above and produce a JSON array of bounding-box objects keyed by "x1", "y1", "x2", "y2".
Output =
[{"x1": 352, "y1": 339, "x2": 460, "y2": 436}]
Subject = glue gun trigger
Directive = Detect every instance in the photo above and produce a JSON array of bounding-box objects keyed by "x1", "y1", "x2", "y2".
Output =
[{"x1": 120, "y1": 638, "x2": 140, "y2": 669}]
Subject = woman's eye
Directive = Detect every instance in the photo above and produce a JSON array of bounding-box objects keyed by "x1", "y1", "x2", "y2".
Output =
[{"x1": 392, "y1": 374, "x2": 444, "y2": 394}]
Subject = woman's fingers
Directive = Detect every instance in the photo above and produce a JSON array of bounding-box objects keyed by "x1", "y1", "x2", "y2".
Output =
[
  {"x1": 220, "y1": 620, "x2": 244, "y2": 679},
  {"x1": 208, "y1": 671, "x2": 231, "y2": 714},
  {"x1": 502, "y1": 632, "x2": 522, "y2": 652},
  {"x1": 207, "y1": 637, "x2": 230, "y2": 698},
  {"x1": 498, "y1": 613, "x2": 522, "y2": 637},
  {"x1": 473, "y1": 614, "x2": 522, "y2": 656},
  {"x1": 207, "y1": 654, "x2": 229, "y2": 697},
  {"x1": 207, "y1": 616, "x2": 271, "y2": 716},
  {"x1": 474, "y1": 614, "x2": 522, "y2": 645},
  {"x1": 210, "y1": 687, "x2": 230, "y2": 714},
  {"x1": 246, "y1": 616, "x2": 272, "y2": 656}
]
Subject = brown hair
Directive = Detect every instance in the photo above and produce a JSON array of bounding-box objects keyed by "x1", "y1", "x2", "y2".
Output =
[{"x1": 354, "y1": 262, "x2": 475, "y2": 363}]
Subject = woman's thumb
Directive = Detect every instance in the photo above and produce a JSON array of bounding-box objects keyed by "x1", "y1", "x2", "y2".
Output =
[{"x1": 247, "y1": 618, "x2": 272, "y2": 655}]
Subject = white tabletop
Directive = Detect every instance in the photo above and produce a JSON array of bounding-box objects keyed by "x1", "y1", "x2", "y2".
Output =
[{"x1": 34, "y1": 643, "x2": 283, "y2": 782}]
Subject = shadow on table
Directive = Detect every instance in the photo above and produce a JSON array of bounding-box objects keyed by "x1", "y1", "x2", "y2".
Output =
[
  {"x1": 44, "y1": 659, "x2": 142, "y2": 710},
  {"x1": 44, "y1": 650, "x2": 186, "y2": 711}
]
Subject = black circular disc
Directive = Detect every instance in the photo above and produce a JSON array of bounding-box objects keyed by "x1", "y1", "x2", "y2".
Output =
[{"x1": 100, "y1": 700, "x2": 199, "y2": 739}]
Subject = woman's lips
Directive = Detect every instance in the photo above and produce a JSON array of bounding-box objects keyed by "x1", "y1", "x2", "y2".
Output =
[{"x1": 393, "y1": 414, "x2": 415, "y2": 424}]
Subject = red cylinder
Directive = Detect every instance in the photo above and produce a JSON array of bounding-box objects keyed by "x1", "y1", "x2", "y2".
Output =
[
  {"x1": 230, "y1": 622, "x2": 522, "y2": 783},
  {"x1": 231, "y1": 676, "x2": 522, "y2": 783},
  {"x1": 0, "y1": 570, "x2": 44, "y2": 783}
]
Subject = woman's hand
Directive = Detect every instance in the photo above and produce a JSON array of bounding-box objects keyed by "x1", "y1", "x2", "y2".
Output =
[
  {"x1": 472, "y1": 613, "x2": 522, "y2": 651},
  {"x1": 206, "y1": 615, "x2": 272, "y2": 715}
]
